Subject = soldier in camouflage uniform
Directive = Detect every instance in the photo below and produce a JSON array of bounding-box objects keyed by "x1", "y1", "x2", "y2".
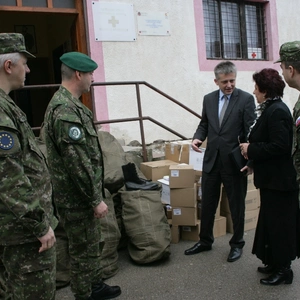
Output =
[
  {"x1": 0, "y1": 33, "x2": 58, "y2": 300},
  {"x1": 275, "y1": 41, "x2": 300, "y2": 191},
  {"x1": 42, "y1": 52, "x2": 121, "y2": 300}
]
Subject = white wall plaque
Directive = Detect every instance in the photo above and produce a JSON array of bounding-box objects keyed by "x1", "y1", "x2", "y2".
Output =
[
  {"x1": 137, "y1": 11, "x2": 170, "y2": 36},
  {"x1": 92, "y1": 1, "x2": 136, "y2": 41}
]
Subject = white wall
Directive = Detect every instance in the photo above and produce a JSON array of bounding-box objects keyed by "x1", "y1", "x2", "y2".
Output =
[
  {"x1": 275, "y1": 0, "x2": 300, "y2": 110},
  {"x1": 87, "y1": 0, "x2": 300, "y2": 144}
]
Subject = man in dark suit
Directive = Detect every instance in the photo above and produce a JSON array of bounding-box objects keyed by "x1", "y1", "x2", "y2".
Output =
[{"x1": 184, "y1": 61, "x2": 256, "y2": 262}]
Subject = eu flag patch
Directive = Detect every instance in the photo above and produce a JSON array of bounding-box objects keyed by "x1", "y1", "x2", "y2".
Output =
[{"x1": 0, "y1": 132, "x2": 14, "y2": 150}]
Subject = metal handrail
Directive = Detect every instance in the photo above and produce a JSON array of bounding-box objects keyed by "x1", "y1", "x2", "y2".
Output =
[{"x1": 23, "y1": 81, "x2": 201, "y2": 161}]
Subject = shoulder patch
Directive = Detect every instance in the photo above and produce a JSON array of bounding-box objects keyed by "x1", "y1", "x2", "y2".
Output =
[
  {"x1": 68, "y1": 126, "x2": 82, "y2": 140},
  {"x1": 0, "y1": 132, "x2": 14, "y2": 150},
  {"x1": 296, "y1": 116, "x2": 300, "y2": 127}
]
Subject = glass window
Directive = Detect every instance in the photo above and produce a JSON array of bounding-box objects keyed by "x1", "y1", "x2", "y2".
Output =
[
  {"x1": 0, "y1": 0, "x2": 16, "y2": 5},
  {"x1": 203, "y1": 0, "x2": 266, "y2": 60},
  {"x1": 22, "y1": 0, "x2": 47, "y2": 7},
  {"x1": 53, "y1": 0, "x2": 75, "y2": 8}
]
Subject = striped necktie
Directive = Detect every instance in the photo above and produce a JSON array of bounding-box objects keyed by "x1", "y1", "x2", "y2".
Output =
[{"x1": 219, "y1": 95, "x2": 229, "y2": 127}]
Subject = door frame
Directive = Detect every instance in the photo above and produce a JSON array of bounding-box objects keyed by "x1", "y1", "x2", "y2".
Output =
[{"x1": 0, "y1": 0, "x2": 93, "y2": 111}]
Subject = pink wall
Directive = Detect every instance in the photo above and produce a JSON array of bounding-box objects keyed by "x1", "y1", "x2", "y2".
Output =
[
  {"x1": 85, "y1": 0, "x2": 110, "y2": 131},
  {"x1": 193, "y1": 0, "x2": 280, "y2": 72}
]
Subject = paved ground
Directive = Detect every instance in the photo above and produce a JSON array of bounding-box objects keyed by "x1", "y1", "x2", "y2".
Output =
[{"x1": 56, "y1": 229, "x2": 300, "y2": 300}]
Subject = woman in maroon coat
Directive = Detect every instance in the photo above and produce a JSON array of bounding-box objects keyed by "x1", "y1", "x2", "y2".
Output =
[{"x1": 240, "y1": 68, "x2": 300, "y2": 285}]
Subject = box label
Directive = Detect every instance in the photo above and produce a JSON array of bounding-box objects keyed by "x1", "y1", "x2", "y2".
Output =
[
  {"x1": 182, "y1": 226, "x2": 192, "y2": 232},
  {"x1": 170, "y1": 170, "x2": 179, "y2": 177},
  {"x1": 173, "y1": 208, "x2": 182, "y2": 215}
]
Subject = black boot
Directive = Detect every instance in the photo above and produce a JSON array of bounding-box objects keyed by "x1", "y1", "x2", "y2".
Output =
[
  {"x1": 122, "y1": 163, "x2": 160, "y2": 191},
  {"x1": 88, "y1": 281, "x2": 121, "y2": 300},
  {"x1": 260, "y1": 267, "x2": 293, "y2": 285},
  {"x1": 122, "y1": 162, "x2": 145, "y2": 184},
  {"x1": 257, "y1": 265, "x2": 275, "y2": 274}
]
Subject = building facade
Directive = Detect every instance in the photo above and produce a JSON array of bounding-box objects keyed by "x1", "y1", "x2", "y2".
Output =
[{"x1": 0, "y1": 0, "x2": 299, "y2": 143}]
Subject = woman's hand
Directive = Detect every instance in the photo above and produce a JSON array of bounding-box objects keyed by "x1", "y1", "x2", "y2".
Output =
[{"x1": 239, "y1": 142, "x2": 249, "y2": 159}]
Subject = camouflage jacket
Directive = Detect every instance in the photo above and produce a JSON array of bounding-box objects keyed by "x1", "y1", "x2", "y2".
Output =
[
  {"x1": 0, "y1": 89, "x2": 58, "y2": 246},
  {"x1": 293, "y1": 94, "x2": 300, "y2": 182},
  {"x1": 42, "y1": 86, "x2": 105, "y2": 211}
]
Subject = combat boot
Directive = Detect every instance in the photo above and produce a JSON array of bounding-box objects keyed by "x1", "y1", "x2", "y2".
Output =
[
  {"x1": 88, "y1": 280, "x2": 121, "y2": 300},
  {"x1": 122, "y1": 162, "x2": 145, "y2": 184}
]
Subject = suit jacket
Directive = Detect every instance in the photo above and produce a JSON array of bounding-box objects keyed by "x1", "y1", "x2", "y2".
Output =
[
  {"x1": 248, "y1": 99, "x2": 298, "y2": 191},
  {"x1": 193, "y1": 88, "x2": 255, "y2": 174}
]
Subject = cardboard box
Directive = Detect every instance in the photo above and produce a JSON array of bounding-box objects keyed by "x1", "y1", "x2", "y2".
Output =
[
  {"x1": 196, "y1": 183, "x2": 202, "y2": 201},
  {"x1": 170, "y1": 184, "x2": 197, "y2": 207},
  {"x1": 169, "y1": 164, "x2": 195, "y2": 188},
  {"x1": 170, "y1": 222, "x2": 180, "y2": 244},
  {"x1": 172, "y1": 207, "x2": 198, "y2": 226},
  {"x1": 245, "y1": 189, "x2": 260, "y2": 211},
  {"x1": 221, "y1": 208, "x2": 259, "y2": 233},
  {"x1": 181, "y1": 216, "x2": 226, "y2": 241},
  {"x1": 213, "y1": 216, "x2": 227, "y2": 238},
  {"x1": 195, "y1": 170, "x2": 202, "y2": 183},
  {"x1": 163, "y1": 204, "x2": 172, "y2": 219},
  {"x1": 247, "y1": 173, "x2": 256, "y2": 190},
  {"x1": 140, "y1": 160, "x2": 177, "y2": 181},
  {"x1": 165, "y1": 141, "x2": 191, "y2": 164},
  {"x1": 166, "y1": 206, "x2": 172, "y2": 219},
  {"x1": 157, "y1": 178, "x2": 170, "y2": 204},
  {"x1": 221, "y1": 188, "x2": 260, "y2": 213},
  {"x1": 244, "y1": 209, "x2": 259, "y2": 231},
  {"x1": 181, "y1": 222, "x2": 200, "y2": 241},
  {"x1": 189, "y1": 147, "x2": 206, "y2": 171}
]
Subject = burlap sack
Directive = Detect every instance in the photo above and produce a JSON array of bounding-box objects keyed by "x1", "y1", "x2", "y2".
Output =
[
  {"x1": 121, "y1": 190, "x2": 171, "y2": 264},
  {"x1": 97, "y1": 131, "x2": 127, "y2": 194}
]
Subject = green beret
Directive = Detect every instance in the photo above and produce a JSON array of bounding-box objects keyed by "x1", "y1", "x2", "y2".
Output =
[
  {"x1": 60, "y1": 52, "x2": 98, "y2": 72},
  {"x1": 0, "y1": 33, "x2": 35, "y2": 58},
  {"x1": 275, "y1": 41, "x2": 300, "y2": 63}
]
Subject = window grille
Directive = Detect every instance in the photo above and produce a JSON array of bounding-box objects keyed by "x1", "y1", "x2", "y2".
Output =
[{"x1": 203, "y1": 0, "x2": 267, "y2": 60}]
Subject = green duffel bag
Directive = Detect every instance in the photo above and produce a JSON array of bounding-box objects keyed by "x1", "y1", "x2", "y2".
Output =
[{"x1": 121, "y1": 190, "x2": 171, "y2": 264}]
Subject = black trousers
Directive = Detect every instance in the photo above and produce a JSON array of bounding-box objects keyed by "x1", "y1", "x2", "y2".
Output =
[{"x1": 199, "y1": 153, "x2": 247, "y2": 248}]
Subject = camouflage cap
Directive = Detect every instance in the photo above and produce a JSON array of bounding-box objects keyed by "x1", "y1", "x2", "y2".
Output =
[
  {"x1": 60, "y1": 52, "x2": 98, "y2": 72},
  {"x1": 0, "y1": 33, "x2": 35, "y2": 58},
  {"x1": 275, "y1": 41, "x2": 300, "y2": 63}
]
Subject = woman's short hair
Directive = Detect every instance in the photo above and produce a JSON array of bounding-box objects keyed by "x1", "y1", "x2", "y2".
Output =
[{"x1": 252, "y1": 68, "x2": 285, "y2": 98}]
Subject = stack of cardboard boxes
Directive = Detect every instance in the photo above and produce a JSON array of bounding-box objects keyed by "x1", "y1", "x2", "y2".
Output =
[
  {"x1": 140, "y1": 140, "x2": 228, "y2": 244},
  {"x1": 140, "y1": 140, "x2": 260, "y2": 243},
  {"x1": 169, "y1": 164, "x2": 198, "y2": 243},
  {"x1": 140, "y1": 160, "x2": 197, "y2": 243}
]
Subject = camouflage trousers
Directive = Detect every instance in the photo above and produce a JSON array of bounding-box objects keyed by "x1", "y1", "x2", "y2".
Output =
[
  {"x1": 55, "y1": 222, "x2": 70, "y2": 289},
  {"x1": 59, "y1": 208, "x2": 104, "y2": 300},
  {"x1": 0, "y1": 241, "x2": 56, "y2": 300},
  {"x1": 0, "y1": 258, "x2": 10, "y2": 300}
]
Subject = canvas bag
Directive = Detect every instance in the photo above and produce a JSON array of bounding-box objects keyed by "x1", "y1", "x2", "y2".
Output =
[
  {"x1": 97, "y1": 130, "x2": 127, "y2": 194},
  {"x1": 120, "y1": 190, "x2": 171, "y2": 264}
]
